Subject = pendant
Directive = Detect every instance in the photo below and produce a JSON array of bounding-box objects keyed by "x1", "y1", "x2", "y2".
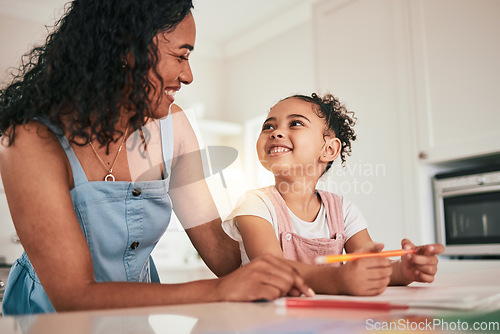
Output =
[{"x1": 104, "y1": 173, "x2": 116, "y2": 182}]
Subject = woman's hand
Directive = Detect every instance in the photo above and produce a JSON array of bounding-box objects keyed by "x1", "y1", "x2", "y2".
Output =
[
  {"x1": 214, "y1": 254, "x2": 314, "y2": 301},
  {"x1": 398, "y1": 239, "x2": 444, "y2": 284},
  {"x1": 337, "y1": 242, "x2": 392, "y2": 296}
]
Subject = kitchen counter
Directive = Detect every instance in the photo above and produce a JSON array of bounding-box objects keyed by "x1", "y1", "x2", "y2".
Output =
[{"x1": 0, "y1": 260, "x2": 499, "y2": 334}]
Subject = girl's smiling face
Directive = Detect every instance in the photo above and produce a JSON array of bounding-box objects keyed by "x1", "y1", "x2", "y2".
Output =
[{"x1": 256, "y1": 97, "x2": 340, "y2": 177}]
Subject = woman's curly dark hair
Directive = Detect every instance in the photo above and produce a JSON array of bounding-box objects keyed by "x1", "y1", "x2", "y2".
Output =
[
  {"x1": 287, "y1": 93, "x2": 357, "y2": 172},
  {"x1": 0, "y1": 0, "x2": 193, "y2": 148}
]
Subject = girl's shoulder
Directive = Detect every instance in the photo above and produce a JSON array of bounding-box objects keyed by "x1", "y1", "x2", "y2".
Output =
[
  {"x1": 238, "y1": 187, "x2": 268, "y2": 203},
  {"x1": 231, "y1": 187, "x2": 275, "y2": 214}
]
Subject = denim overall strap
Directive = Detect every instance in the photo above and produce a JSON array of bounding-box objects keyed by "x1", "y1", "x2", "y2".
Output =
[{"x1": 160, "y1": 114, "x2": 174, "y2": 182}]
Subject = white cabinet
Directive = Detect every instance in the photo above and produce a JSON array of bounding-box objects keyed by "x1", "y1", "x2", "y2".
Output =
[
  {"x1": 313, "y1": 0, "x2": 414, "y2": 246},
  {"x1": 313, "y1": 0, "x2": 500, "y2": 245},
  {"x1": 410, "y1": 0, "x2": 500, "y2": 163}
]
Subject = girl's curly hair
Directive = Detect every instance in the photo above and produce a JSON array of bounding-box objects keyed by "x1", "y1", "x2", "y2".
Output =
[
  {"x1": 287, "y1": 93, "x2": 357, "y2": 172},
  {"x1": 0, "y1": 0, "x2": 193, "y2": 147}
]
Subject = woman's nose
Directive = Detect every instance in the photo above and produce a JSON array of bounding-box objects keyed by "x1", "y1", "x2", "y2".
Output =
[{"x1": 179, "y1": 61, "x2": 193, "y2": 85}]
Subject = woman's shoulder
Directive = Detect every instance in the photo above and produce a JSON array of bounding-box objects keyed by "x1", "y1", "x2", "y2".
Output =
[
  {"x1": 0, "y1": 120, "x2": 60, "y2": 153},
  {"x1": 0, "y1": 120, "x2": 71, "y2": 183},
  {"x1": 169, "y1": 103, "x2": 191, "y2": 128},
  {"x1": 168, "y1": 103, "x2": 199, "y2": 163},
  {"x1": 170, "y1": 103, "x2": 183, "y2": 115},
  {"x1": 152, "y1": 102, "x2": 186, "y2": 123}
]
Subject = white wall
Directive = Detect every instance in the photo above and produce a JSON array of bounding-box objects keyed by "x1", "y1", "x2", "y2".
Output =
[
  {"x1": 0, "y1": 15, "x2": 48, "y2": 85},
  {"x1": 0, "y1": 14, "x2": 51, "y2": 263},
  {"x1": 175, "y1": 55, "x2": 226, "y2": 121},
  {"x1": 223, "y1": 21, "x2": 316, "y2": 124},
  {"x1": 313, "y1": 0, "x2": 409, "y2": 248},
  {"x1": 217, "y1": 11, "x2": 408, "y2": 248}
]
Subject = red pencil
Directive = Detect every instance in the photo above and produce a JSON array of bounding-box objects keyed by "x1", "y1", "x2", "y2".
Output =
[{"x1": 278, "y1": 298, "x2": 408, "y2": 311}]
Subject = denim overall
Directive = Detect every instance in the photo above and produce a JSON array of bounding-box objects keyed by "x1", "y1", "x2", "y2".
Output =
[{"x1": 2, "y1": 117, "x2": 174, "y2": 315}]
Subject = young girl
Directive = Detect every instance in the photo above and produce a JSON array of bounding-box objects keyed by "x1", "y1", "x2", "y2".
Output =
[{"x1": 223, "y1": 93, "x2": 444, "y2": 296}]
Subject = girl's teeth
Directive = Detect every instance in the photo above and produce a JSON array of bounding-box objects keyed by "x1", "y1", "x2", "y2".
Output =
[{"x1": 270, "y1": 147, "x2": 290, "y2": 153}]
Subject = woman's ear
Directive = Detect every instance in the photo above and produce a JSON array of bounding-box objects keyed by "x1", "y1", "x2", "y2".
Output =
[{"x1": 320, "y1": 137, "x2": 341, "y2": 163}]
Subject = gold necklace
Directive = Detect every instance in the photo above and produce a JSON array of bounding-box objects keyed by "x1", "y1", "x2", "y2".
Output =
[{"x1": 88, "y1": 125, "x2": 129, "y2": 181}]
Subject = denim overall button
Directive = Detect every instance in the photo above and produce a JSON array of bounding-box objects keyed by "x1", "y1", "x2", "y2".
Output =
[
  {"x1": 132, "y1": 188, "x2": 142, "y2": 196},
  {"x1": 130, "y1": 241, "x2": 140, "y2": 250},
  {"x1": 285, "y1": 233, "x2": 292, "y2": 241}
]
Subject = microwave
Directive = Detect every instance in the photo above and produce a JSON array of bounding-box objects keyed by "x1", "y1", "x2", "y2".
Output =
[{"x1": 433, "y1": 166, "x2": 500, "y2": 256}]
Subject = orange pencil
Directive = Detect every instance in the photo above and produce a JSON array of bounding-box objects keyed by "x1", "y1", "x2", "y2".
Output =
[{"x1": 315, "y1": 249, "x2": 416, "y2": 264}]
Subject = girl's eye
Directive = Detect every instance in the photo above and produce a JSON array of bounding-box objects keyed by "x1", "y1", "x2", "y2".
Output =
[
  {"x1": 290, "y1": 120, "x2": 304, "y2": 127},
  {"x1": 262, "y1": 123, "x2": 274, "y2": 131}
]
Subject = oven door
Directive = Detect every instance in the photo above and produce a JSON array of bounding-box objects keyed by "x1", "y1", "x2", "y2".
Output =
[{"x1": 436, "y1": 184, "x2": 500, "y2": 256}]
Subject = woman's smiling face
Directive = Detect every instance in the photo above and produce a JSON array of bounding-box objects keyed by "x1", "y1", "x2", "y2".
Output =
[{"x1": 150, "y1": 13, "x2": 196, "y2": 113}]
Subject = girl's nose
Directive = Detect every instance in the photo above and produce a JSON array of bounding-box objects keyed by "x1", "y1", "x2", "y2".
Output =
[{"x1": 271, "y1": 129, "x2": 284, "y2": 139}]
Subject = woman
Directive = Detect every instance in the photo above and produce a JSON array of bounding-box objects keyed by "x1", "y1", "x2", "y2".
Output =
[{"x1": 0, "y1": 0, "x2": 312, "y2": 315}]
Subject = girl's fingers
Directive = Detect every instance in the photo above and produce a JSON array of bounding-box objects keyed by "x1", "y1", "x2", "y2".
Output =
[
  {"x1": 410, "y1": 254, "x2": 439, "y2": 266},
  {"x1": 365, "y1": 266, "x2": 393, "y2": 281},
  {"x1": 401, "y1": 238, "x2": 416, "y2": 250},
  {"x1": 415, "y1": 243, "x2": 445, "y2": 256},
  {"x1": 364, "y1": 279, "x2": 390, "y2": 295},
  {"x1": 414, "y1": 264, "x2": 438, "y2": 276},
  {"x1": 361, "y1": 257, "x2": 392, "y2": 270},
  {"x1": 413, "y1": 270, "x2": 436, "y2": 283}
]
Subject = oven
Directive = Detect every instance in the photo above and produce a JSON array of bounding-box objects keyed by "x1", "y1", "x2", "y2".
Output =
[{"x1": 433, "y1": 167, "x2": 500, "y2": 256}]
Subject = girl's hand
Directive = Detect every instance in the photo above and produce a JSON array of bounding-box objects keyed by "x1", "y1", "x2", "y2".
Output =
[
  {"x1": 400, "y1": 239, "x2": 445, "y2": 284},
  {"x1": 214, "y1": 254, "x2": 314, "y2": 301},
  {"x1": 339, "y1": 242, "x2": 392, "y2": 296}
]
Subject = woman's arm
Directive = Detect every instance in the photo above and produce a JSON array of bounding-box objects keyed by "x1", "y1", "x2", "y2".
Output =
[
  {"x1": 236, "y1": 215, "x2": 392, "y2": 296},
  {"x1": 0, "y1": 122, "x2": 310, "y2": 312},
  {"x1": 167, "y1": 105, "x2": 241, "y2": 276}
]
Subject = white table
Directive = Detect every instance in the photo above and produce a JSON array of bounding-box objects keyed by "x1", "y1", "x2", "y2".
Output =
[{"x1": 0, "y1": 260, "x2": 499, "y2": 334}]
